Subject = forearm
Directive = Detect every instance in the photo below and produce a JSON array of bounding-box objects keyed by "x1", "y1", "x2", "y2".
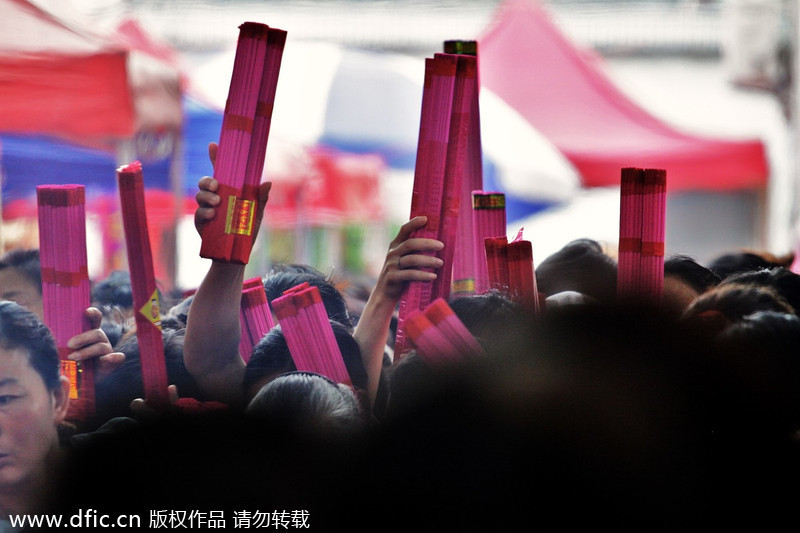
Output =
[
  {"x1": 183, "y1": 260, "x2": 247, "y2": 405},
  {"x1": 353, "y1": 290, "x2": 397, "y2": 409}
]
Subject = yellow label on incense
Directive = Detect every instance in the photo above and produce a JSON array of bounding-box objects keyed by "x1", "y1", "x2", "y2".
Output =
[
  {"x1": 61, "y1": 360, "x2": 79, "y2": 399},
  {"x1": 224, "y1": 196, "x2": 256, "y2": 236},
  {"x1": 140, "y1": 289, "x2": 162, "y2": 330}
]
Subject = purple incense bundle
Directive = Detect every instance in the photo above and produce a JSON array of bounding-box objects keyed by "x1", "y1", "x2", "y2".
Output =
[
  {"x1": 431, "y1": 53, "x2": 477, "y2": 305},
  {"x1": 403, "y1": 308, "x2": 461, "y2": 365},
  {"x1": 271, "y1": 284, "x2": 351, "y2": 385},
  {"x1": 640, "y1": 168, "x2": 667, "y2": 303},
  {"x1": 424, "y1": 298, "x2": 484, "y2": 358},
  {"x1": 394, "y1": 54, "x2": 458, "y2": 360},
  {"x1": 37, "y1": 184, "x2": 94, "y2": 422},
  {"x1": 200, "y1": 22, "x2": 286, "y2": 264},
  {"x1": 617, "y1": 167, "x2": 644, "y2": 301},
  {"x1": 472, "y1": 191, "x2": 506, "y2": 294},
  {"x1": 444, "y1": 41, "x2": 483, "y2": 298},
  {"x1": 116, "y1": 161, "x2": 170, "y2": 409},
  {"x1": 239, "y1": 280, "x2": 274, "y2": 363}
]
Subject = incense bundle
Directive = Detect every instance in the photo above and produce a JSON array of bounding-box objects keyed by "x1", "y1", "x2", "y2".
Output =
[
  {"x1": 403, "y1": 309, "x2": 460, "y2": 364},
  {"x1": 37, "y1": 184, "x2": 93, "y2": 421},
  {"x1": 393, "y1": 54, "x2": 458, "y2": 359},
  {"x1": 444, "y1": 40, "x2": 483, "y2": 298},
  {"x1": 484, "y1": 228, "x2": 539, "y2": 310},
  {"x1": 271, "y1": 284, "x2": 351, "y2": 385},
  {"x1": 239, "y1": 277, "x2": 274, "y2": 363},
  {"x1": 472, "y1": 191, "x2": 506, "y2": 294},
  {"x1": 405, "y1": 297, "x2": 484, "y2": 364},
  {"x1": 431, "y1": 53, "x2": 478, "y2": 303},
  {"x1": 616, "y1": 167, "x2": 643, "y2": 301},
  {"x1": 507, "y1": 230, "x2": 540, "y2": 312},
  {"x1": 424, "y1": 298, "x2": 484, "y2": 357},
  {"x1": 640, "y1": 169, "x2": 667, "y2": 301},
  {"x1": 484, "y1": 235, "x2": 509, "y2": 293},
  {"x1": 616, "y1": 167, "x2": 667, "y2": 303},
  {"x1": 116, "y1": 161, "x2": 170, "y2": 409},
  {"x1": 200, "y1": 22, "x2": 286, "y2": 264}
]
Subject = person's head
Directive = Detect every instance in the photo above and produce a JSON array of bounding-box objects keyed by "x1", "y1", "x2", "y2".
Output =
[
  {"x1": 90, "y1": 270, "x2": 133, "y2": 311},
  {"x1": 263, "y1": 268, "x2": 352, "y2": 330},
  {"x1": 243, "y1": 320, "x2": 368, "y2": 406},
  {"x1": 717, "y1": 267, "x2": 800, "y2": 316},
  {"x1": 94, "y1": 327, "x2": 197, "y2": 422},
  {"x1": 535, "y1": 238, "x2": 617, "y2": 304},
  {"x1": 662, "y1": 255, "x2": 721, "y2": 316},
  {"x1": 447, "y1": 289, "x2": 520, "y2": 345},
  {"x1": 0, "y1": 249, "x2": 43, "y2": 320},
  {"x1": 246, "y1": 371, "x2": 363, "y2": 433},
  {"x1": 0, "y1": 300, "x2": 69, "y2": 502},
  {"x1": 707, "y1": 250, "x2": 789, "y2": 281},
  {"x1": 680, "y1": 283, "x2": 796, "y2": 336},
  {"x1": 714, "y1": 311, "x2": 800, "y2": 439}
]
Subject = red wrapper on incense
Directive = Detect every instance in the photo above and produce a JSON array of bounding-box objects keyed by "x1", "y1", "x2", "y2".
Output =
[
  {"x1": 640, "y1": 168, "x2": 667, "y2": 302},
  {"x1": 617, "y1": 167, "x2": 644, "y2": 301},
  {"x1": 37, "y1": 184, "x2": 94, "y2": 422},
  {"x1": 444, "y1": 41, "x2": 483, "y2": 298},
  {"x1": 239, "y1": 281, "x2": 274, "y2": 363},
  {"x1": 472, "y1": 191, "x2": 506, "y2": 294},
  {"x1": 272, "y1": 284, "x2": 351, "y2": 385},
  {"x1": 200, "y1": 22, "x2": 286, "y2": 264},
  {"x1": 116, "y1": 161, "x2": 170, "y2": 409},
  {"x1": 424, "y1": 298, "x2": 484, "y2": 358},
  {"x1": 431, "y1": 53, "x2": 477, "y2": 304},
  {"x1": 394, "y1": 54, "x2": 458, "y2": 360}
]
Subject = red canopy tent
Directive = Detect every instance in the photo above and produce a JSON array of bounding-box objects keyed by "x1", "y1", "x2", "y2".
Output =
[
  {"x1": 0, "y1": 0, "x2": 185, "y2": 285},
  {"x1": 478, "y1": 0, "x2": 769, "y2": 192},
  {"x1": 0, "y1": 0, "x2": 182, "y2": 147}
]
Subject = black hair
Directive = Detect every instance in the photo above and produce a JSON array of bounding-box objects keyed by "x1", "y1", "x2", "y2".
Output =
[
  {"x1": 263, "y1": 270, "x2": 352, "y2": 329},
  {"x1": 0, "y1": 248, "x2": 42, "y2": 294},
  {"x1": 243, "y1": 320, "x2": 368, "y2": 400},
  {"x1": 664, "y1": 254, "x2": 721, "y2": 295},
  {"x1": 535, "y1": 238, "x2": 617, "y2": 304},
  {"x1": 0, "y1": 300, "x2": 59, "y2": 391},
  {"x1": 91, "y1": 270, "x2": 134, "y2": 309}
]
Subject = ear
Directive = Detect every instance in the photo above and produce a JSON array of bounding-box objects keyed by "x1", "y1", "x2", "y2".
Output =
[{"x1": 51, "y1": 375, "x2": 71, "y2": 424}]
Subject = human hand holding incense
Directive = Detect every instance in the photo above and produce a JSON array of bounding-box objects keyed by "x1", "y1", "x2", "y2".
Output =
[
  {"x1": 353, "y1": 216, "x2": 443, "y2": 407},
  {"x1": 380, "y1": 216, "x2": 444, "y2": 300},
  {"x1": 66, "y1": 307, "x2": 125, "y2": 382},
  {"x1": 194, "y1": 142, "x2": 272, "y2": 245}
]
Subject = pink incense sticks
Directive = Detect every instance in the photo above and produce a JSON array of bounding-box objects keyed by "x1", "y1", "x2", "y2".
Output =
[
  {"x1": 640, "y1": 168, "x2": 667, "y2": 301},
  {"x1": 37, "y1": 184, "x2": 94, "y2": 422},
  {"x1": 271, "y1": 284, "x2": 351, "y2": 385},
  {"x1": 200, "y1": 22, "x2": 286, "y2": 264},
  {"x1": 484, "y1": 228, "x2": 540, "y2": 311},
  {"x1": 431, "y1": 53, "x2": 478, "y2": 304},
  {"x1": 239, "y1": 277, "x2": 274, "y2": 363},
  {"x1": 393, "y1": 53, "x2": 458, "y2": 360},
  {"x1": 116, "y1": 161, "x2": 170, "y2": 410},
  {"x1": 472, "y1": 191, "x2": 506, "y2": 294},
  {"x1": 616, "y1": 167, "x2": 667, "y2": 304},
  {"x1": 444, "y1": 40, "x2": 483, "y2": 298},
  {"x1": 405, "y1": 298, "x2": 484, "y2": 365}
]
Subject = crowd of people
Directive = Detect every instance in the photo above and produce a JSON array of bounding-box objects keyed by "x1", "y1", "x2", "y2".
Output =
[{"x1": 2, "y1": 145, "x2": 800, "y2": 530}]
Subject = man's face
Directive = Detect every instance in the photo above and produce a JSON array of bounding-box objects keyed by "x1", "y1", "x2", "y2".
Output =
[
  {"x1": 0, "y1": 347, "x2": 68, "y2": 493},
  {"x1": 0, "y1": 269, "x2": 43, "y2": 321}
]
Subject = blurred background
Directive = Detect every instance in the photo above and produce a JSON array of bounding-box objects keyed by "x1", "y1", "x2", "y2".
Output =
[{"x1": 0, "y1": 0, "x2": 795, "y2": 293}]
